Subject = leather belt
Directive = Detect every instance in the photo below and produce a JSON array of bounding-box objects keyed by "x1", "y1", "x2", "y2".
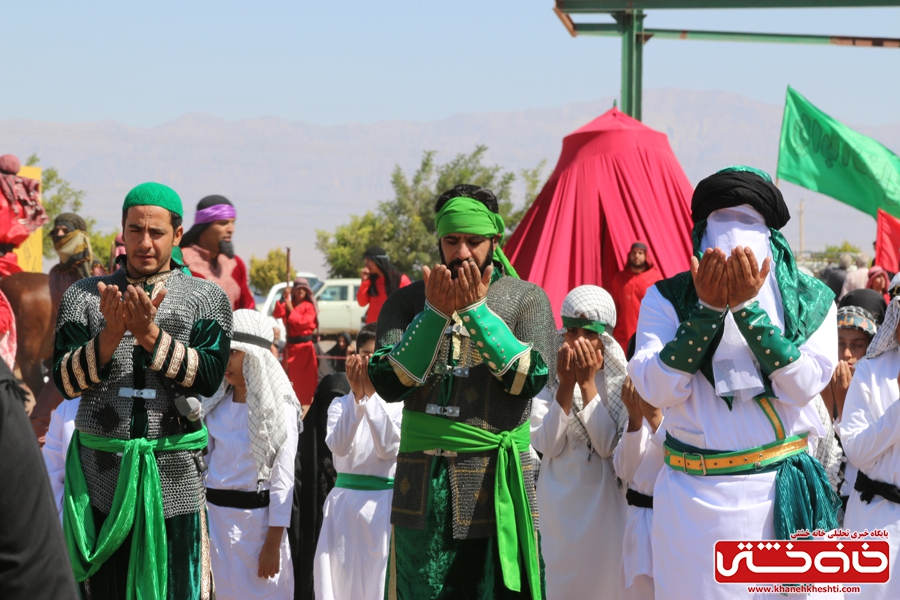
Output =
[
  {"x1": 206, "y1": 488, "x2": 270, "y2": 509},
  {"x1": 286, "y1": 335, "x2": 314, "y2": 344},
  {"x1": 664, "y1": 435, "x2": 808, "y2": 476},
  {"x1": 625, "y1": 488, "x2": 653, "y2": 509}
]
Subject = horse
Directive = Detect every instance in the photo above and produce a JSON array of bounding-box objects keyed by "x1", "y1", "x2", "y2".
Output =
[{"x1": 0, "y1": 271, "x2": 54, "y2": 397}]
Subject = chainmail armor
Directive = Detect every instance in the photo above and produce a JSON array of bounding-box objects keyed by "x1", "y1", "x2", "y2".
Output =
[
  {"x1": 377, "y1": 271, "x2": 557, "y2": 539},
  {"x1": 58, "y1": 270, "x2": 233, "y2": 518}
]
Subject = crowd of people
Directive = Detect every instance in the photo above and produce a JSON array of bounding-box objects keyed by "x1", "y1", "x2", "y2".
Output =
[{"x1": 2, "y1": 163, "x2": 900, "y2": 600}]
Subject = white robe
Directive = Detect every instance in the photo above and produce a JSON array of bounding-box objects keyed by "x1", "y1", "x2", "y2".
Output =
[
  {"x1": 314, "y1": 391, "x2": 403, "y2": 600},
  {"x1": 42, "y1": 397, "x2": 80, "y2": 522},
  {"x1": 838, "y1": 349, "x2": 900, "y2": 600},
  {"x1": 612, "y1": 419, "x2": 665, "y2": 600},
  {"x1": 530, "y1": 380, "x2": 626, "y2": 600},
  {"x1": 205, "y1": 394, "x2": 298, "y2": 600},
  {"x1": 628, "y1": 285, "x2": 838, "y2": 600}
]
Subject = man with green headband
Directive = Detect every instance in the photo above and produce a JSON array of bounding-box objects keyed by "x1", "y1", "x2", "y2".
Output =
[
  {"x1": 369, "y1": 184, "x2": 557, "y2": 599},
  {"x1": 52, "y1": 182, "x2": 233, "y2": 600},
  {"x1": 628, "y1": 167, "x2": 840, "y2": 600}
]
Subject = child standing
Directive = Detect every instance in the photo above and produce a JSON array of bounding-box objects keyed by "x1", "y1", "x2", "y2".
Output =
[
  {"x1": 202, "y1": 309, "x2": 301, "y2": 600},
  {"x1": 314, "y1": 323, "x2": 403, "y2": 600}
]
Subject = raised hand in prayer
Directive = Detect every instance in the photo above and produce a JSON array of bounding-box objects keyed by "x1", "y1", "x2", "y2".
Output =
[
  {"x1": 822, "y1": 360, "x2": 854, "y2": 422},
  {"x1": 97, "y1": 281, "x2": 128, "y2": 365},
  {"x1": 690, "y1": 247, "x2": 728, "y2": 309},
  {"x1": 726, "y1": 245, "x2": 771, "y2": 307},
  {"x1": 555, "y1": 343, "x2": 576, "y2": 414},
  {"x1": 347, "y1": 353, "x2": 371, "y2": 401},
  {"x1": 622, "y1": 376, "x2": 644, "y2": 433},
  {"x1": 572, "y1": 337, "x2": 602, "y2": 404},
  {"x1": 123, "y1": 284, "x2": 167, "y2": 351},
  {"x1": 453, "y1": 258, "x2": 493, "y2": 310},
  {"x1": 422, "y1": 264, "x2": 456, "y2": 316}
]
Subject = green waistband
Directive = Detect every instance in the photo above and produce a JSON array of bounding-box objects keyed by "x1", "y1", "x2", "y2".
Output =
[
  {"x1": 399, "y1": 410, "x2": 539, "y2": 600},
  {"x1": 335, "y1": 472, "x2": 395, "y2": 491},
  {"x1": 63, "y1": 426, "x2": 208, "y2": 600}
]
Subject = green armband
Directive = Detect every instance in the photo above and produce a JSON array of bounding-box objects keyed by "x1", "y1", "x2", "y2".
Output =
[
  {"x1": 457, "y1": 298, "x2": 531, "y2": 376},
  {"x1": 732, "y1": 301, "x2": 801, "y2": 376},
  {"x1": 660, "y1": 304, "x2": 726, "y2": 374},
  {"x1": 387, "y1": 302, "x2": 452, "y2": 384}
]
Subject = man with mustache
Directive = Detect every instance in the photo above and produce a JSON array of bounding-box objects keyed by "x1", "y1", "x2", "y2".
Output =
[
  {"x1": 369, "y1": 184, "x2": 557, "y2": 600},
  {"x1": 180, "y1": 194, "x2": 255, "y2": 310}
]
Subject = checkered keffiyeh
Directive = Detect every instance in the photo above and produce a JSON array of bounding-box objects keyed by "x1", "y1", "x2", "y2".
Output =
[
  {"x1": 560, "y1": 285, "x2": 629, "y2": 442},
  {"x1": 837, "y1": 306, "x2": 877, "y2": 337},
  {"x1": 866, "y1": 295, "x2": 900, "y2": 359},
  {"x1": 201, "y1": 309, "x2": 302, "y2": 483}
]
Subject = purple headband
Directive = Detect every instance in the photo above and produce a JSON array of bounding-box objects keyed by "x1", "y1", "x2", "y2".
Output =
[{"x1": 195, "y1": 203, "x2": 236, "y2": 225}]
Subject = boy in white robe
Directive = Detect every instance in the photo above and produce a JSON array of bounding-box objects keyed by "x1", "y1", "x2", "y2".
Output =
[
  {"x1": 202, "y1": 309, "x2": 301, "y2": 600},
  {"x1": 42, "y1": 396, "x2": 81, "y2": 521},
  {"x1": 839, "y1": 295, "x2": 900, "y2": 600},
  {"x1": 314, "y1": 323, "x2": 403, "y2": 600},
  {"x1": 628, "y1": 167, "x2": 841, "y2": 599},
  {"x1": 613, "y1": 338, "x2": 663, "y2": 600},
  {"x1": 531, "y1": 285, "x2": 627, "y2": 600}
]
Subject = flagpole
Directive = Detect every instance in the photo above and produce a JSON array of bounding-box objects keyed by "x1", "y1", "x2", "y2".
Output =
[{"x1": 799, "y1": 198, "x2": 805, "y2": 257}]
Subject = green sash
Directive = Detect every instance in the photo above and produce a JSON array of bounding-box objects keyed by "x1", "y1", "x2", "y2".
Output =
[
  {"x1": 399, "y1": 410, "x2": 539, "y2": 600},
  {"x1": 63, "y1": 426, "x2": 209, "y2": 600},
  {"x1": 335, "y1": 472, "x2": 395, "y2": 491}
]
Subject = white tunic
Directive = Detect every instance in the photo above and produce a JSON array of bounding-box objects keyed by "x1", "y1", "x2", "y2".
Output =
[
  {"x1": 530, "y1": 381, "x2": 626, "y2": 600},
  {"x1": 205, "y1": 394, "x2": 298, "y2": 600},
  {"x1": 838, "y1": 349, "x2": 900, "y2": 600},
  {"x1": 42, "y1": 397, "x2": 80, "y2": 522},
  {"x1": 628, "y1": 286, "x2": 838, "y2": 600},
  {"x1": 314, "y1": 391, "x2": 403, "y2": 600},
  {"x1": 612, "y1": 419, "x2": 665, "y2": 600}
]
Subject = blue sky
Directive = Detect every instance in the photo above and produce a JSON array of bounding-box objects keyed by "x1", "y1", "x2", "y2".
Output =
[{"x1": 4, "y1": 1, "x2": 900, "y2": 127}]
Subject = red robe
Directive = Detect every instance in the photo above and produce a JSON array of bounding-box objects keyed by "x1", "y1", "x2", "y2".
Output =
[
  {"x1": 610, "y1": 265, "x2": 662, "y2": 351},
  {"x1": 181, "y1": 244, "x2": 256, "y2": 310},
  {"x1": 357, "y1": 273, "x2": 412, "y2": 324},
  {"x1": 273, "y1": 300, "x2": 318, "y2": 406}
]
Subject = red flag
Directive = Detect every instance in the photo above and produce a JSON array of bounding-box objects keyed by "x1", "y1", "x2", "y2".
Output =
[{"x1": 875, "y1": 209, "x2": 900, "y2": 272}]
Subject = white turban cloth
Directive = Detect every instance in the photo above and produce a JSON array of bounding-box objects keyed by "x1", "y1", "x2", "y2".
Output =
[
  {"x1": 201, "y1": 309, "x2": 302, "y2": 483},
  {"x1": 560, "y1": 285, "x2": 629, "y2": 439}
]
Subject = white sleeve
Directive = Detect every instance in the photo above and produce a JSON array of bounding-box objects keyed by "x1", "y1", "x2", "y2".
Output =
[
  {"x1": 578, "y1": 393, "x2": 619, "y2": 458},
  {"x1": 769, "y1": 304, "x2": 838, "y2": 407},
  {"x1": 363, "y1": 397, "x2": 403, "y2": 461},
  {"x1": 837, "y1": 360, "x2": 900, "y2": 474},
  {"x1": 325, "y1": 392, "x2": 365, "y2": 458},
  {"x1": 613, "y1": 421, "x2": 649, "y2": 484},
  {"x1": 627, "y1": 286, "x2": 696, "y2": 409},
  {"x1": 268, "y1": 404, "x2": 299, "y2": 527},
  {"x1": 42, "y1": 408, "x2": 68, "y2": 521},
  {"x1": 530, "y1": 388, "x2": 569, "y2": 459}
]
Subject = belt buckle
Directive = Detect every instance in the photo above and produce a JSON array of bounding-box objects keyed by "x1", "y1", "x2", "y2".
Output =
[
  {"x1": 118, "y1": 387, "x2": 157, "y2": 400},
  {"x1": 425, "y1": 404, "x2": 460, "y2": 417},
  {"x1": 452, "y1": 366, "x2": 469, "y2": 378},
  {"x1": 682, "y1": 451, "x2": 707, "y2": 475},
  {"x1": 423, "y1": 448, "x2": 458, "y2": 458}
]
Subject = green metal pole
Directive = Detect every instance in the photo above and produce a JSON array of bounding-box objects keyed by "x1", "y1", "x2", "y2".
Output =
[
  {"x1": 634, "y1": 10, "x2": 645, "y2": 121},
  {"x1": 619, "y1": 11, "x2": 635, "y2": 117}
]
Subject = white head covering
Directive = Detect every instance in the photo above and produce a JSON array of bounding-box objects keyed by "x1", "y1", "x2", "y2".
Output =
[
  {"x1": 202, "y1": 309, "x2": 302, "y2": 483},
  {"x1": 866, "y1": 295, "x2": 900, "y2": 359},
  {"x1": 701, "y1": 205, "x2": 784, "y2": 403},
  {"x1": 559, "y1": 285, "x2": 629, "y2": 437}
]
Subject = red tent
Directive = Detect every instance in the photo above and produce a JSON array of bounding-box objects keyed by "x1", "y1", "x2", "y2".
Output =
[{"x1": 504, "y1": 108, "x2": 694, "y2": 323}]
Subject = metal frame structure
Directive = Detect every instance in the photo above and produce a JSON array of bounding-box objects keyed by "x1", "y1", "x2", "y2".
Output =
[{"x1": 554, "y1": 0, "x2": 900, "y2": 120}]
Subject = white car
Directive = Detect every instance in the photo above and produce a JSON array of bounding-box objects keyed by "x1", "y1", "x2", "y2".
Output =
[{"x1": 259, "y1": 277, "x2": 366, "y2": 336}]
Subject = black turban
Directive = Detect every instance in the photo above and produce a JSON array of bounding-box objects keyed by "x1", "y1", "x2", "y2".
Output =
[
  {"x1": 839, "y1": 288, "x2": 887, "y2": 326},
  {"x1": 691, "y1": 168, "x2": 790, "y2": 230},
  {"x1": 54, "y1": 212, "x2": 87, "y2": 233}
]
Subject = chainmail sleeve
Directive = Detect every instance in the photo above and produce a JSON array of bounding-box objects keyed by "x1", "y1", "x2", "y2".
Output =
[
  {"x1": 53, "y1": 277, "x2": 110, "y2": 399},
  {"x1": 510, "y1": 282, "x2": 558, "y2": 394}
]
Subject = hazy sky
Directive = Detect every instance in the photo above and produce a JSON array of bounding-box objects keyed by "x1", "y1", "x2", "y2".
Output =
[{"x1": 5, "y1": 1, "x2": 900, "y2": 127}]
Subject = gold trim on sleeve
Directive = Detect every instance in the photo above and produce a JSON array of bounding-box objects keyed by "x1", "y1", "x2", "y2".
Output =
[
  {"x1": 150, "y1": 330, "x2": 172, "y2": 371},
  {"x1": 60, "y1": 351, "x2": 76, "y2": 398},
  {"x1": 180, "y1": 347, "x2": 200, "y2": 388},
  {"x1": 71, "y1": 346, "x2": 88, "y2": 390},
  {"x1": 165, "y1": 341, "x2": 187, "y2": 379},
  {"x1": 509, "y1": 351, "x2": 532, "y2": 396},
  {"x1": 86, "y1": 337, "x2": 101, "y2": 383}
]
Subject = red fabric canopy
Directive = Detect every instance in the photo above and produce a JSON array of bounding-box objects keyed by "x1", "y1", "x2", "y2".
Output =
[
  {"x1": 504, "y1": 108, "x2": 694, "y2": 324},
  {"x1": 875, "y1": 208, "x2": 900, "y2": 273}
]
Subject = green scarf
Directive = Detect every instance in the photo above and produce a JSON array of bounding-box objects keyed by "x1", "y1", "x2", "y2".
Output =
[
  {"x1": 561, "y1": 316, "x2": 606, "y2": 334},
  {"x1": 335, "y1": 472, "x2": 395, "y2": 491},
  {"x1": 63, "y1": 427, "x2": 209, "y2": 600},
  {"x1": 399, "y1": 410, "x2": 539, "y2": 600},
  {"x1": 435, "y1": 196, "x2": 519, "y2": 279},
  {"x1": 656, "y1": 220, "x2": 834, "y2": 409}
]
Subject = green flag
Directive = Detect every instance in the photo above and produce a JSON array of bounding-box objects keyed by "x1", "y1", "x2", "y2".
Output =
[{"x1": 777, "y1": 86, "x2": 900, "y2": 220}]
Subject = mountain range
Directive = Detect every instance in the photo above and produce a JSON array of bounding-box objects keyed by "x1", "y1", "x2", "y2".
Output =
[{"x1": 2, "y1": 88, "x2": 896, "y2": 275}]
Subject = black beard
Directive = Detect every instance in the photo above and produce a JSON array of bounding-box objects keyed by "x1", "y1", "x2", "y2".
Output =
[
  {"x1": 219, "y1": 240, "x2": 235, "y2": 259},
  {"x1": 446, "y1": 255, "x2": 493, "y2": 280}
]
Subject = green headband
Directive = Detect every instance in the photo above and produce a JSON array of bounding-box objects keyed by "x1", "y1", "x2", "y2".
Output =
[
  {"x1": 561, "y1": 316, "x2": 606, "y2": 335},
  {"x1": 435, "y1": 196, "x2": 519, "y2": 279},
  {"x1": 122, "y1": 182, "x2": 184, "y2": 218}
]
